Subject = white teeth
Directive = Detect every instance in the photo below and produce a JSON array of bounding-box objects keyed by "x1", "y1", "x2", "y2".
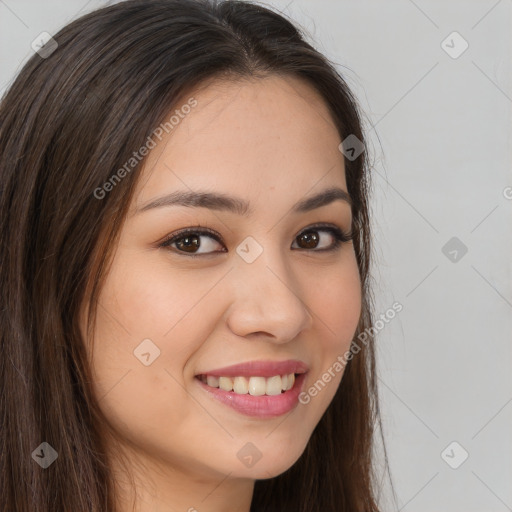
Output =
[
  {"x1": 218, "y1": 376, "x2": 233, "y2": 391},
  {"x1": 248, "y1": 376, "x2": 266, "y2": 396},
  {"x1": 233, "y1": 376, "x2": 249, "y2": 394},
  {"x1": 265, "y1": 375, "x2": 282, "y2": 396},
  {"x1": 202, "y1": 373, "x2": 296, "y2": 395},
  {"x1": 287, "y1": 373, "x2": 295, "y2": 390},
  {"x1": 206, "y1": 375, "x2": 219, "y2": 388}
]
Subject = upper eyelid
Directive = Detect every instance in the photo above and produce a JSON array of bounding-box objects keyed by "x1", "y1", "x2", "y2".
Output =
[{"x1": 167, "y1": 222, "x2": 343, "y2": 237}]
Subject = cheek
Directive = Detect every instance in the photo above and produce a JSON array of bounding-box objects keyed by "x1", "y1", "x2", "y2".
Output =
[
  {"x1": 97, "y1": 248, "x2": 228, "y2": 347},
  {"x1": 300, "y1": 253, "x2": 361, "y2": 409},
  {"x1": 307, "y1": 252, "x2": 362, "y2": 349},
  {"x1": 85, "y1": 250, "x2": 227, "y2": 435}
]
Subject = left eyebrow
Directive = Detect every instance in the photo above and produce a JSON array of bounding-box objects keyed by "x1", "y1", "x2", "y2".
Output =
[{"x1": 136, "y1": 185, "x2": 352, "y2": 216}]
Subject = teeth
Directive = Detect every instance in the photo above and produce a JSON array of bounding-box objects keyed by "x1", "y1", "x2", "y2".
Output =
[
  {"x1": 248, "y1": 376, "x2": 266, "y2": 396},
  {"x1": 219, "y1": 376, "x2": 233, "y2": 391},
  {"x1": 233, "y1": 376, "x2": 249, "y2": 394},
  {"x1": 207, "y1": 375, "x2": 219, "y2": 388},
  {"x1": 265, "y1": 375, "x2": 282, "y2": 396},
  {"x1": 202, "y1": 373, "x2": 296, "y2": 395}
]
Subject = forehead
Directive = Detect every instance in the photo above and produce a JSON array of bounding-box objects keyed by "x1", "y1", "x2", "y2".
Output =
[{"x1": 131, "y1": 75, "x2": 347, "y2": 214}]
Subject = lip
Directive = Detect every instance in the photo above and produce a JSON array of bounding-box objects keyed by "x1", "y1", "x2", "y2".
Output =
[
  {"x1": 196, "y1": 371, "x2": 308, "y2": 418},
  {"x1": 195, "y1": 359, "x2": 309, "y2": 378}
]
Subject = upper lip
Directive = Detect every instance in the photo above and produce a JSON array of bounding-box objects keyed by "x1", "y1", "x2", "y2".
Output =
[{"x1": 196, "y1": 359, "x2": 309, "y2": 378}]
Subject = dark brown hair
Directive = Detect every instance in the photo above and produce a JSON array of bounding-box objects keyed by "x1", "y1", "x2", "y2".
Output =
[{"x1": 0, "y1": 1, "x2": 394, "y2": 510}]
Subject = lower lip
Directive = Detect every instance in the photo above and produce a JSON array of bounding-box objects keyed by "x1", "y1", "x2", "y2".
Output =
[{"x1": 196, "y1": 373, "x2": 307, "y2": 418}]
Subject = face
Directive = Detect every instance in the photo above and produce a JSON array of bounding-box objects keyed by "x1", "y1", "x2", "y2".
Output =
[{"x1": 81, "y1": 75, "x2": 361, "y2": 497}]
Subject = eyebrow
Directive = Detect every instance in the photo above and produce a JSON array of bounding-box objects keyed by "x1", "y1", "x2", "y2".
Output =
[{"x1": 136, "y1": 186, "x2": 352, "y2": 216}]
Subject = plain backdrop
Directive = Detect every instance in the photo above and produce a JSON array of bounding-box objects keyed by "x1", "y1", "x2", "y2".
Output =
[{"x1": 1, "y1": 1, "x2": 511, "y2": 510}]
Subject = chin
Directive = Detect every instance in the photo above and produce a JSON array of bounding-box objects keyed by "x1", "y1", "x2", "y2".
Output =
[{"x1": 230, "y1": 439, "x2": 308, "y2": 480}]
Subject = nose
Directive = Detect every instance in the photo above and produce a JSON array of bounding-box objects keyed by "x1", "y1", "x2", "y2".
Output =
[{"x1": 225, "y1": 246, "x2": 313, "y2": 343}]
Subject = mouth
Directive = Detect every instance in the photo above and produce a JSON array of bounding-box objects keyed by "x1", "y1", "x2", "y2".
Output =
[
  {"x1": 196, "y1": 372, "x2": 299, "y2": 396},
  {"x1": 194, "y1": 360, "x2": 308, "y2": 418}
]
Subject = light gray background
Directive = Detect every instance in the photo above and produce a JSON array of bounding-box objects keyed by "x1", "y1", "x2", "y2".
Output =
[{"x1": 1, "y1": 1, "x2": 511, "y2": 510}]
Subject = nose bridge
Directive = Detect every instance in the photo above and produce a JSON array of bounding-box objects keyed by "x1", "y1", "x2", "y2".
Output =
[{"x1": 225, "y1": 238, "x2": 313, "y2": 341}]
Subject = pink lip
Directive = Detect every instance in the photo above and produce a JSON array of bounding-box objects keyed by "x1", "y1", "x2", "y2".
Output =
[
  {"x1": 196, "y1": 372, "x2": 307, "y2": 418},
  {"x1": 196, "y1": 359, "x2": 309, "y2": 378}
]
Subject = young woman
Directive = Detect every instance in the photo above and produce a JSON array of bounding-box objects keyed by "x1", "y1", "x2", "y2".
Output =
[{"x1": 0, "y1": 0, "x2": 393, "y2": 510}]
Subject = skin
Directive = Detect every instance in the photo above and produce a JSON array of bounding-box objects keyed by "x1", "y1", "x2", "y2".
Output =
[{"x1": 80, "y1": 74, "x2": 362, "y2": 512}]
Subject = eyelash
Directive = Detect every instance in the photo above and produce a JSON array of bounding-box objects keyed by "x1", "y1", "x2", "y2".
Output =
[{"x1": 158, "y1": 223, "x2": 353, "y2": 257}]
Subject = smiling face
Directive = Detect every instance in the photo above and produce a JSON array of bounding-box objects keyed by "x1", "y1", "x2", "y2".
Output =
[{"x1": 81, "y1": 74, "x2": 362, "y2": 506}]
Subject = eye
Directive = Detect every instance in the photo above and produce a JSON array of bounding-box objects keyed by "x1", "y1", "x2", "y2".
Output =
[
  {"x1": 291, "y1": 223, "x2": 352, "y2": 251},
  {"x1": 159, "y1": 223, "x2": 352, "y2": 257},
  {"x1": 159, "y1": 226, "x2": 225, "y2": 256}
]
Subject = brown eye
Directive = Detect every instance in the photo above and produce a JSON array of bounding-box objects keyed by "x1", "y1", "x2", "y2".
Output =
[
  {"x1": 160, "y1": 228, "x2": 225, "y2": 255},
  {"x1": 174, "y1": 233, "x2": 201, "y2": 253},
  {"x1": 292, "y1": 226, "x2": 352, "y2": 252},
  {"x1": 296, "y1": 230, "x2": 320, "y2": 249}
]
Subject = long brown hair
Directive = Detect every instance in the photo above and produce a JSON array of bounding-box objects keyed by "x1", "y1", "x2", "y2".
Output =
[{"x1": 0, "y1": 1, "x2": 393, "y2": 510}]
